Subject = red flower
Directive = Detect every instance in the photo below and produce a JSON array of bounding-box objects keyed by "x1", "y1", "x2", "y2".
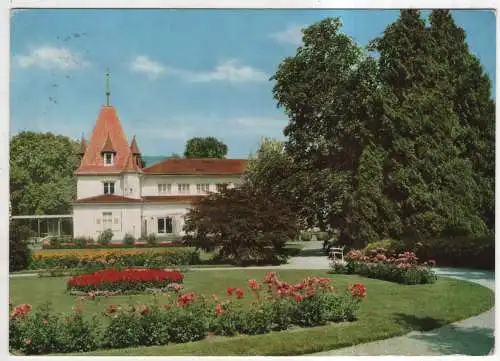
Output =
[
  {"x1": 349, "y1": 284, "x2": 367, "y2": 300},
  {"x1": 176, "y1": 292, "x2": 196, "y2": 307},
  {"x1": 215, "y1": 303, "x2": 224, "y2": 316},
  {"x1": 10, "y1": 303, "x2": 32, "y2": 319},
  {"x1": 235, "y1": 288, "x2": 245, "y2": 299},
  {"x1": 139, "y1": 305, "x2": 150, "y2": 315},
  {"x1": 226, "y1": 287, "x2": 236, "y2": 296},
  {"x1": 294, "y1": 293, "x2": 304, "y2": 302},
  {"x1": 248, "y1": 279, "x2": 260, "y2": 290},
  {"x1": 264, "y1": 271, "x2": 277, "y2": 284},
  {"x1": 107, "y1": 304, "x2": 118, "y2": 314}
]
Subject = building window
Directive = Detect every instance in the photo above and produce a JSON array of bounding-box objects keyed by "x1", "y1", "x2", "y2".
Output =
[
  {"x1": 196, "y1": 184, "x2": 210, "y2": 193},
  {"x1": 102, "y1": 212, "x2": 112, "y2": 230},
  {"x1": 103, "y1": 182, "x2": 115, "y2": 195},
  {"x1": 178, "y1": 184, "x2": 190, "y2": 194},
  {"x1": 103, "y1": 152, "x2": 114, "y2": 166},
  {"x1": 216, "y1": 183, "x2": 228, "y2": 192},
  {"x1": 158, "y1": 217, "x2": 173, "y2": 234},
  {"x1": 158, "y1": 183, "x2": 171, "y2": 194}
]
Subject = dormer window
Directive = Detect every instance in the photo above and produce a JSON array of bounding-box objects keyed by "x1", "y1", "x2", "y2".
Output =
[{"x1": 103, "y1": 152, "x2": 114, "y2": 166}]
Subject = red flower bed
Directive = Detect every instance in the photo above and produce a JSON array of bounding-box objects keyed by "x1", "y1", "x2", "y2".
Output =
[{"x1": 67, "y1": 268, "x2": 184, "y2": 293}]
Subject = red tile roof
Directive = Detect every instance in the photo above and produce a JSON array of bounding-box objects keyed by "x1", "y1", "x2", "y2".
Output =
[
  {"x1": 73, "y1": 195, "x2": 142, "y2": 204},
  {"x1": 143, "y1": 158, "x2": 247, "y2": 175},
  {"x1": 77, "y1": 106, "x2": 137, "y2": 174},
  {"x1": 130, "y1": 135, "x2": 141, "y2": 155},
  {"x1": 100, "y1": 134, "x2": 117, "y2": 153},
  {"x1": 142, "y1": 195, "x2": 204, "y2": 203}
]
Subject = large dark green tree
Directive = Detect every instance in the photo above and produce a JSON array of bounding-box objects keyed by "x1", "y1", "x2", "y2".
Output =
[
  {"x1": 10, "y1": 131, "x2": 80, "y2": 215},
  {"x1": 184, "y1": 137, "x2": 228, "y2": 158},
  {"x1": 183, "y1": 183, "x2": 300, "y2": 264},
  {"x1": 271, "y1": 11, "x2": 494, "y2": 247}
]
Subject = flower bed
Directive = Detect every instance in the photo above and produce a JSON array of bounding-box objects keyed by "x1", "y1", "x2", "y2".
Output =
[
  {"x1": 29, "y1": 248, "x2": 199, "y2": 270},
  {"x1": 42, "y1": 241, "x2": 185, "y2": 250},
  {"x1": 10, "y1": 272, "x2": 366, "y2": 355},
  {"x1": 331, "y1": 249, "x2": 437, "y2": 285},
  {"x1": 67, "y1": 268, "x2": 184, "y2": 293}
]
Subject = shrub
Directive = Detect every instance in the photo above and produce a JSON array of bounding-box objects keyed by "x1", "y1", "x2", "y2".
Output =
[
  {"x1": 123, "y1": 233, "x2": 135, "y2": 247},
  {"x1": 147, "y1": 233, "x2": 158, "y2": 246},
  {"x1": 210, "y1": 301, "x2": 244, "y2": 336},
  {"x1": 163, "y1": 306, "x2": 207, "y2": 343},
  {"x1": 365, "y1": 239, "x2": 405, "y2": 254},
  {"x1": 18, "y1": 304, "x2": 63, "y2": 355},
  {"x1": 9, "y1": 223, "x2": 33, "y2": 272},
  {"x1": 240, "y1": 302, "x2": 273, "y2": 335},
  {"x1": 413, "y1": 235, "x2": 494, "y2": 270},
  {"x1": 104, "y1": 309, "x2": 142, "y2": 349},
  {"x1": 269, "y1": 297, "x2": 295, "y2": 331},
  {"x1": 137, "y1": 305, "x2": 170, "y2": 346},
  {"x1": 336, "y1": 248, "x2": 437, "y2": 285},
  {"x1": 58, "y1": 312, "x2": 98, "y2": 353},
  {"x1": 30, "y1": 248, "x2": 199, "y2": 270},
  {"x1": 74, "y1": 237, "x2": 90, "y2": 248},
  {"x1": 98, "y1": 229, "x2": 113, "y2": 246},
  {"x1": 292, "y1": 293, "x2": 329, "y2": 327}
]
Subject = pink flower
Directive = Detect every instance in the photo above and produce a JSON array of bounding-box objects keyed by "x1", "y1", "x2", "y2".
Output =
[
  {"x1": 215, "y1": 303, "x2": 224, "y2": 316},
  {"x1": 248, "y1": 279, "x2": 260, "y2": 290},
  {"x1": 24, "y1": 339, "x2": 32, "y2": 346},
  {"x1": 349, "y1": 284, "x2": 367, "y2": 300}
]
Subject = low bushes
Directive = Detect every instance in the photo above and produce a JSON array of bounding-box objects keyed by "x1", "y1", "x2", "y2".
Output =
[
  {"x1": 67, "y1": 268, "x2": 184, "y2": 294},
  {"x1": 29, "y1": 248, "x2": 200, "y2": 270},
  {"x1": 412, "y1": 235, "x2": 494, "y2": 270},
  {"x1": 41, "y1": 240, "x2": 185, "y2": 249},
  {"x1": 10, "y1": 272, "x2": 366, "y2": 355},
  {"x1": 331, "y1": 249, "x2": 437, "y2": 285}
]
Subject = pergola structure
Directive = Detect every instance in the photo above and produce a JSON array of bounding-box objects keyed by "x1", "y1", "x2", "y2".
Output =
[{"x1": 10, "y1": 214, "x2": 73, "y2": 238}]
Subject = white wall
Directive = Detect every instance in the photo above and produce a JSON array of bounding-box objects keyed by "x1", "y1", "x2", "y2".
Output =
[
  {"x1": 77, "y1": 175, "x2": 123, "y2": 199},
  {"x1": 73, "y1": 203, "x2": 142, "y2": 241},
  {"x1": 123, "y1": 173, "x2": 142, "y2": 199},
  {"x1": 141, "y1": 175, "x2": 242, "y2": 197},
  {"x1": 142, "y1": 203, "x2": 193, "y2": 236}
]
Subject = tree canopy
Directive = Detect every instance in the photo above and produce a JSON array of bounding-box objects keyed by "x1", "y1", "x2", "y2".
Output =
[
  {"x1": 184, "y1": 137, "x2": 228, "y2": 159},
  {"x1": 183, "y1": 183, "x2": 300, "y2": 264},
  {"x1": 271, "y1": 10, "x2": 494, "y2": 247},
  {"x1": 10, "y1": 131, "x2": 80, "y2": 215}
]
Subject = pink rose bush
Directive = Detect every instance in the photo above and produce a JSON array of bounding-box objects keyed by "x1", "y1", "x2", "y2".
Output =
[
  {"x1": 9, "y1": 272, "x2": 366, "y2": 355},
  {"x1": 331, "y1": 247, "x2": 437, "y2": 284}
]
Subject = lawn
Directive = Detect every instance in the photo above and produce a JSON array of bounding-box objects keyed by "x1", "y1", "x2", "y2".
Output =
[{"x1": 9, "y1": 269, "x2": 494, "y2": 356}]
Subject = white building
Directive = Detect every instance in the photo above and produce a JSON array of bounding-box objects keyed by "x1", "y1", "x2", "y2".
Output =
[{"x1": 73, "y1": 104, "x2": 246, "y2": 241}]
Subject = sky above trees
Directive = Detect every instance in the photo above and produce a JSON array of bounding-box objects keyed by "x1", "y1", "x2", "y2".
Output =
[{"x1": 10, "y1": 9, "x2": 496, "y2": 157}]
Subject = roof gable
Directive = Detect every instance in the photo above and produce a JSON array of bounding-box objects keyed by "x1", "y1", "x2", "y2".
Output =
[{"x1": 77, "y1": 106, "x2": 135, "y2": 174}]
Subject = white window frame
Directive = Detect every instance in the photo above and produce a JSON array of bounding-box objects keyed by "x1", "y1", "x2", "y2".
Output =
[
  {"x1": 178, "y1": 184, "x2": 190, "y2": 194},
  {"x1": 103, "y1": 181, "x2": 115, "y2": 195},
  {"x1": 196, "y1": 184, "x2": 210, "y2": 193},
  {"x1": 216, "y1": 183, "x2": 228, "y2": 192},
  {"x1": 158, "y1": 183, "x2": 171, "y2": 194},
  {"x1": 158, "y1": 217, "x2": 173, "y2": 234},
  {"x1": 103, "y1": 152, "x2": 114, "y2": 166},
  {"x1": 102, "y1": 212, "x2": 112, "y2": 230}
]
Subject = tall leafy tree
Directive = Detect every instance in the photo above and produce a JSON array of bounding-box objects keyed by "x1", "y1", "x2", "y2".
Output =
[
  {"x1": 184, "y1": 137, "x2": 228, "y2": 158},
  {"x1": 272, "y1": 11, "x2": 494, "y2": 246},
  {"x1": 10, "y1": 131, "x2": 80, "y2": 215}
]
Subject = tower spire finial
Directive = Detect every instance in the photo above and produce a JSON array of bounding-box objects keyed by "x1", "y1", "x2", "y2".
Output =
[{"x1": 105, "y1": 68, "x2": 111, "y2": 106}]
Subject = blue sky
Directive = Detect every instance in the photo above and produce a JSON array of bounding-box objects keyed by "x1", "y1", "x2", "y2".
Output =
[{"x1": 10, "y1": 9, "x2": 496, "y2": 158}]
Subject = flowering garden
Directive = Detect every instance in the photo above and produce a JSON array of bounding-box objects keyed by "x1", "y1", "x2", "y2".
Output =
[
  {"x1": 330, "y1": 248, "x2": 437, "y2": 285},
  {"x1": 9, "y1": 268, "x2": 494, "y2": 356},
  {"x1": 10, "y1": 271, "x2": 366, "y2": 355}
]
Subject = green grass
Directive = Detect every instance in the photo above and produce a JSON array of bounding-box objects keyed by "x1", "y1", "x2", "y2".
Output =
[{"x1": 9, "y1": 269, "x2": 494, "y2": 356}]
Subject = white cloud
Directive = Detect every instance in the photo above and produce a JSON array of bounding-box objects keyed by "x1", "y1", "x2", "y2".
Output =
[
  {"x1": 17, "y1": 46, "x2": 89, "y2": 70},
  {"x1": 129, "y1": 56, "x2": 268, "y2": 83},
  {"x1": 270, "y1": 24, "x2": 304, "y2": 46},
  {"x1": 130, "y1": 55, "x2": 166, "y2": 79},
  {"x1": 183, "y1": 60, "x2": 268, "y2": 83}
]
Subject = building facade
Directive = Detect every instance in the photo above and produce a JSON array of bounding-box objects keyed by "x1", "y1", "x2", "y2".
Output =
[{"x1": 73, "y1": 104, "x2": 246, "y2": 241}]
